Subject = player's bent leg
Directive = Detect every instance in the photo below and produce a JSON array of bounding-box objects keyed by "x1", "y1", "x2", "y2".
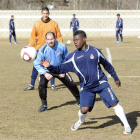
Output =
[
  {"x1": 38, "y1": 75, "x2": 49, "y2": 112},
  {"x1": 58, "y1": 73, "x2": 80, "y2": 105},
  {"x1": 71, "y1": 108, "x2": 88, "y2": 131},
  {"x1": 71, "y1": 91, "x2": 95, "y2": 131},
  {"x1": 98, "y1": 83, "x2": 131, "y2": 134},
  {"x1": 112, "y1": 103, "x2": 131, "y2": 135}
]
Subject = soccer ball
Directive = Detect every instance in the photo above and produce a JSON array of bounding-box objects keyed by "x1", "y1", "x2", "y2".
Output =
[
  {"x1": 67, "y1": 40, "x2": 71, "y2": 45},
  {"x1": 21, "y1": 46, "x2": 37, "y2": 62}
]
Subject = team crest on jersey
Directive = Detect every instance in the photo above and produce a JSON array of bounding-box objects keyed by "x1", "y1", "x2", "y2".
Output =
[
  {"x1": 90, "y1": 54, "x2": 94, "y2": 59},
  {"x1": 57, "y1": 50, "x2": 60, "y2": 55}
]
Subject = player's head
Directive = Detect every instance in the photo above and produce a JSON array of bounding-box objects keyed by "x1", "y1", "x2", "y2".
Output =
[
  {"x1": 73, "y1": 14, "x2": 76, "y2": 18},
  {"x1": 117, "y1": 14, "x2": 120, "y2": 19},
  {"x1": 41, "y1": 7, "x2": 50, "y2": 20},
  {"x1": 11, "y1": 15, "x2": 14, "y2": 20},
  {"x1": 45, "y1": 32, "x2": 56, "y2": 48},
  {"x1": 73, "y1": 30, "x2": 87, "y2": 50}
]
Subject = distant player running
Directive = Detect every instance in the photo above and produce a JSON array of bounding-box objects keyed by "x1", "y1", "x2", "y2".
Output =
[
  {"x1": 40, "y1": 30, "x2": 131, "y2": 135},
  {"x1": 24, "y1": 7, "x2": 62, "y2": 91},
  {"x1": 34, "y1": 32, "x2": 80, "y2": 112},
  {"x1": 9, "y1": 15, "x2": 17, "y2": 44},
  {"x1": 70, "y1": 14, "x2": 79, "y2": 34},
  {"x1": 116, "y1": 14, "x2": 123, "y2": 43}
]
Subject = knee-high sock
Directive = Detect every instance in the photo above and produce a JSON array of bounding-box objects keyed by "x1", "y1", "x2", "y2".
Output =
[
  {"x1": 113, "y1": 104, "x2": 130, "y2": 128},
  {"x1": 78, "y1": 110, "x2": 88, "y2": 123}
]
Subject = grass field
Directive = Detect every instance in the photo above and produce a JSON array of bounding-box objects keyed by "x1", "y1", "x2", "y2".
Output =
[{"x1": 0, "y1": 36, "x2": 140, "y2": 140}]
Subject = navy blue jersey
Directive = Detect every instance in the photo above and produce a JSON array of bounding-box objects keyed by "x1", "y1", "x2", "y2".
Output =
[
  {"x1": 9, "y1": 19, "x2": 15, "y2": 31},
  {"x1": 70, "y1": 18, "x2": 79, "y2": 29},
  {"x1": 48, "y1": 45, "x2": 119, "y2": 90},
  {"x1": 116, "y1": 18, "x2": 123, "y2": 29}
]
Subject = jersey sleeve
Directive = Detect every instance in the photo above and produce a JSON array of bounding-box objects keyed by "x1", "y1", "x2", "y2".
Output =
[
  {"x1": 77, "y1": 19, "x2": 79, "y2": 28},
  {"x1": 9, "y1": 20, "x2": 12, "y2": 30},
  {"x1": 29, "y1": 23, "x2": 37, "y2": 47},
  {"x1": 48, "y1": 54, "x2": 74, "y2": 74},
  {"x1": 98, "y1": 49, "x2": 119, "y2": 81},
  {"x1": 55, "y1": 23, "x2": 63, "y2": 43},
  {"x1": 33, "y1": 48, "x2": 49, "y2": 74},
  {"x1": 70, "y1": 19, "x2": 72, "y2": 28},
  {"x1": 118, "y1": 19, "x2": 123, "y2": 29}
]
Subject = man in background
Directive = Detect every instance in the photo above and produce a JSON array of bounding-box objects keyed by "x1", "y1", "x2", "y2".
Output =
[
  {"x1": 116, "y1": 14, "x2": 123, "y2": 43},
  {"x1": 70, "y1": 14, "x2": 79, "y2": 34},
  {"x1": 24, "y1": 7, "x2": 63, "y2": 91},
  {"x1": 34, "y1": 32, "x2": 80, "y2": 112},
  {"x1": 9, "y1": 15, "x2": 17, "y2": 44}
]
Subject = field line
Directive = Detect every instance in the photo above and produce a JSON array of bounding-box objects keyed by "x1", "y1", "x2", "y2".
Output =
[
  {"x1": 109, "y1": 47, "x2": 140, "y2": 49},
  {"x1": 106, "y1": 48, "x2": 112, "y2": 77},
  {"x1": 108, "y1": 76, "x2": 140, "y2": 78}
]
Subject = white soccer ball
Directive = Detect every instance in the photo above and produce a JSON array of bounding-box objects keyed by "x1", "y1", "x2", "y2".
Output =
[
  {"x1": 67, "y1": 40, "x2": 71, "y2": 45},
  {"x1": 21, "y1": 46, "x2": 37, "y2": 62}
]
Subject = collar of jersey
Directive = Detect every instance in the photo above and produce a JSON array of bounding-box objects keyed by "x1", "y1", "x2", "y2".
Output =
[{"x1": 76, "y1": 45, "x2": 89, "y2": 53}]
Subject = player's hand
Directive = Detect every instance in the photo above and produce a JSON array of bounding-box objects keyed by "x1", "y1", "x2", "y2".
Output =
[
  {"x1": 115, "y1": 80, "x2": 121, "y2": 87},
  {"x1": 11, "y1": 30, "x2": 13, "y2": 33},
  {"x1": 59, "y1": 73, "x2": 65, "y2": 78},
  {"x1": 40, "y1": 59, "x2": 50, "y2": 68},
  {"x1": 117, "y1": 28, "x2": 119, "y2": 31},
  {"x1": 44, "y1": 72, "x2": 53, "y2": 80}
]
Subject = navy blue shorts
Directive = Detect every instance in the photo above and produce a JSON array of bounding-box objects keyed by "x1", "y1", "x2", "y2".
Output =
[{"x1": 80, "y1": 83, "x2": 119, "y2": 112}]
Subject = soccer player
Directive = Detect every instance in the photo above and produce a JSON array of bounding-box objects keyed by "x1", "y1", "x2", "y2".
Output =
[
  {"x1": 9, "y1": 15, "x2": 17, "y2": 44},
  {"x1": 70, "y1": 14, "x2": 79, "y2": 34},
  {"x1": 116, "y1": 14, "x2": 123, "y2": 43},
  {"x1": 40, "y1": 30, "x2": 132, "y2": 135},
  {"x1": 24, "y1": 7, "x2": 63, "y2": 91},
  {"x1": 33, "y1": 32, "x2": 80, "y2": 112}
]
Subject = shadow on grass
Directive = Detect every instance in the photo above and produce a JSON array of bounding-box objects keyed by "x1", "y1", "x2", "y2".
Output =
[
  {"x1": 48, "y1": 98, "x2": 102, "y2": 110},
  {"x1": 79, "y1": 111, "x2": 140, "y2": 133}
]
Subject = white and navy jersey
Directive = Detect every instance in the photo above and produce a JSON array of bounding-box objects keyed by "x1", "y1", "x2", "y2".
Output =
[
  {"x1": 48, "y1": 45, "x2": 119, "y2": 90},
  {"x1": 70, "y1": 18, "x2": 79, "y2": 29},
  {"x1": 116, "y1": 18, "x2": 123, "y2": 29},
  {"x1": 9, "y1": 19, "x2": 15, "y2": 31}
]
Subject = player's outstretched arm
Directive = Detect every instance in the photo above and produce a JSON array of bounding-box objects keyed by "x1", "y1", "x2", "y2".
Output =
[{"x1": 40, "y1": 56, "x2": 73, "y2": 74}]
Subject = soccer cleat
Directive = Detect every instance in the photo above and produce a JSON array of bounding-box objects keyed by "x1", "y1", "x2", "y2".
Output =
[
  {"x1": 24, "y1": 85, "x2": 34, "y2": 91},
  {"x1": 38, "y1": 105, "x2": 47, "y2": 112},
  {"x1": 14, "y1": 42, "x2": 17, "y2": 44},
  {"x1": 71, "y1": 120, "x2": 84, "y2": 131},
  {"x1": 116, "y1": 41, "x2": 119, "y2": 43},
  {"x1": 120, "y1": 41, "x2": 123, "y2": 43},
  {"x1": 123, "y1": 127, "x2": 132, "y2": 135},
  {"x1": 51, "y1": 85, "x2": 58, "y2": 91},
  {"x1": 9, "y1": 42, "x2": 12, "y2": 44}
]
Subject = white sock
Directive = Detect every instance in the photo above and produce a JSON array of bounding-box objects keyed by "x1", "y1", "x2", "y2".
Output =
[
  {"x1": 113, "y1": 104, "x2": 130, "y2": 128},
  {"x1": 51, "y1": 84, "x2": 54, "y2": 86},
  {"x1": 78, "y1": 110, "x2": 88, "y2": 123}
]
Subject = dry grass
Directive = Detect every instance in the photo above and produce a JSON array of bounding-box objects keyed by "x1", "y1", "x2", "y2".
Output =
[{"x1": 0, "y1": 36, "x2": 140, "y2": 140}]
